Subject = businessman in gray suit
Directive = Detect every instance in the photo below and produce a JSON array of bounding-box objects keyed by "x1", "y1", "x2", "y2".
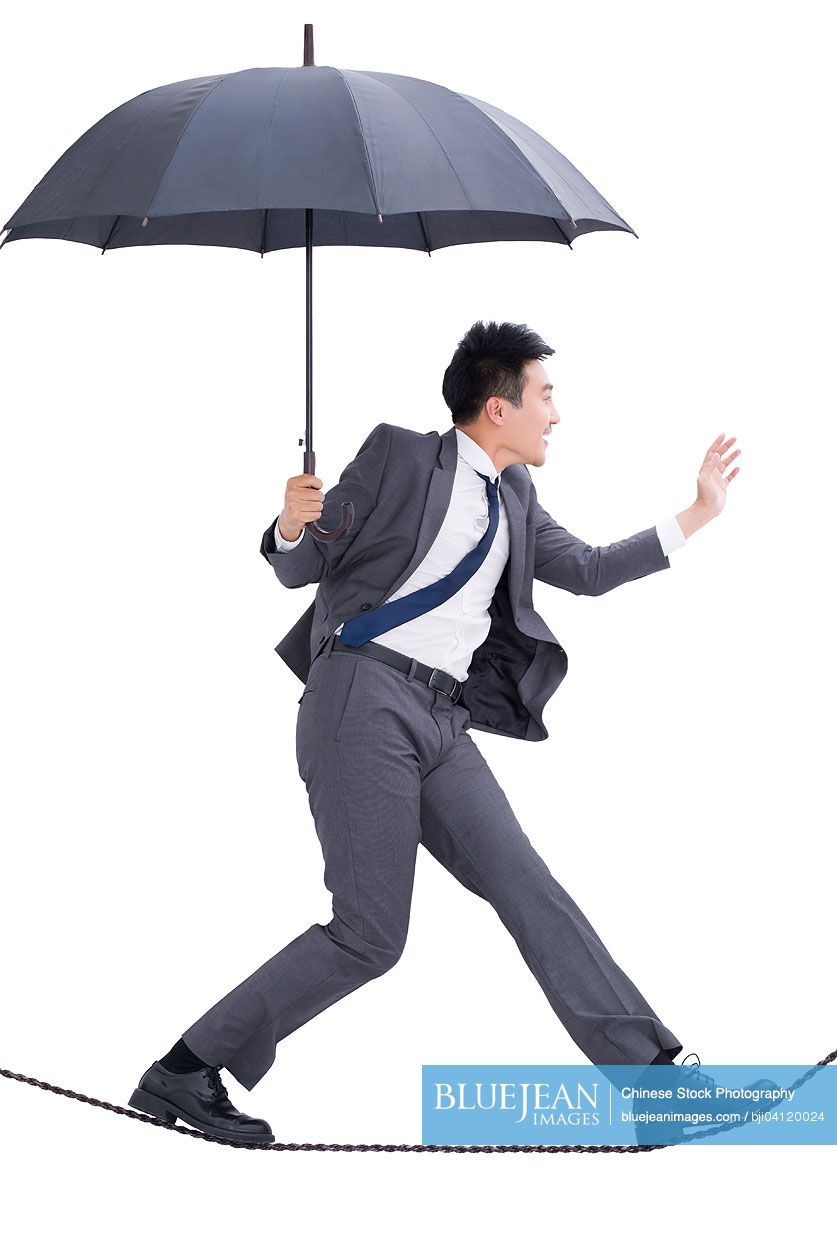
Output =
[{"x1": 130, "y1": 321, "x2": 741, "y2": 1143}]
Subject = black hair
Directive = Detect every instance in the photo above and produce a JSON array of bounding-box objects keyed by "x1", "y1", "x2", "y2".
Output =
[{"x1": 441, "y1": 320, "x2": 555, "y2": 426}]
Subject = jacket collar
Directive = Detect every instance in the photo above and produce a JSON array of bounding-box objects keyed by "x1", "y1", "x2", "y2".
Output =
[{"x1": 453, "y1": 425, "x2": 502, "y2": 484}]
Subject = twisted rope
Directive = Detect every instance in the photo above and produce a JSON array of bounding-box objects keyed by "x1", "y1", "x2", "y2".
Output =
[{"x1": 3, "y1": 1046, "x2": 834, "y2": 1153}]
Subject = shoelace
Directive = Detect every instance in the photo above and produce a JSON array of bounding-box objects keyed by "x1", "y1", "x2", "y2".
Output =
[
  {"x1": 205, "y1": 1067, "x2": 229, "y2": 1103},
  {"x1": 676, "y1": 1051, "x2": 715, "y2": 1088},
  {"x1": 676, "y1": 1052, "x2": 771, "y2": 1102}
]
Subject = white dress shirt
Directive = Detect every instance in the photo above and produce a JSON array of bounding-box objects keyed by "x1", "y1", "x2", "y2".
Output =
[{"x1": 273, "y1": 428, "x2": 686, "y2": 681}]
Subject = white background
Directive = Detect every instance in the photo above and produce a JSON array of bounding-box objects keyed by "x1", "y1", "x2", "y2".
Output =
[{"x1": 1, "y1": 0, "x2": 833, "y2": 1248}]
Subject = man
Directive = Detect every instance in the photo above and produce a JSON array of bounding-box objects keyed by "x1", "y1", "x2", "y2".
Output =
[{"x1": 130, "y1": 321, "x2": 741, "y2": 1144}]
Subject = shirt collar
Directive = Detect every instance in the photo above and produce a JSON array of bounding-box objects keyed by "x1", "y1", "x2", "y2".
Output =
[{"x1": 454, "y1": 426, "x2": 502, "y2": 485}]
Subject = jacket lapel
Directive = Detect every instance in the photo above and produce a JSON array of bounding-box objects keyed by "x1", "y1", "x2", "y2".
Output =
[{"x1": 380, "y1": 424, "x2": 528, "y2": 613}]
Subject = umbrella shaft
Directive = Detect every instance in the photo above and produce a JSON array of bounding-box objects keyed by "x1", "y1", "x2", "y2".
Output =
[{"x1": 305, "y1": 207, "x2": 313, "y2": 457}]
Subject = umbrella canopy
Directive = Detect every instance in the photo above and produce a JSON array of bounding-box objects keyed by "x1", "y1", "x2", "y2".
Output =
[
  {"x1": 0, "y1": 25, "x2": 637, "y2": 541},
  {"x1": 1, "y1": 44, "x2": 636, "y2": 253}
]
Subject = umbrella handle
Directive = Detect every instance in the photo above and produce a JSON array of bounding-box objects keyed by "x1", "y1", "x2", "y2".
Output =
[
  {"x1": 305, "y1": 501, "x2": 354, "y2": 543},
  {"x1": 302, "y1": 446, "x2": 355, "y2": 543}
]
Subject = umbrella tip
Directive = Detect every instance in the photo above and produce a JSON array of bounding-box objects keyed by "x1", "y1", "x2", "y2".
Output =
[{"x1": 303, "y1": 23, "x2": 315, "y2": 67}]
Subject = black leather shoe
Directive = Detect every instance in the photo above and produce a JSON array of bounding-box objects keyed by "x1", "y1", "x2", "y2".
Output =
[
  {"x1": 632, "y1": 1052, "x2": 779, "y2": 1146},
  {"x1": 129, "y1": 1061, "x2": 274, "y2": 1144}
]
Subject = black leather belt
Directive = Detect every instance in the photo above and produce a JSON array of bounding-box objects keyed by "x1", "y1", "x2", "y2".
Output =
[{"x1": 328, "y1": 635, "x2": 464, "y2": 703}]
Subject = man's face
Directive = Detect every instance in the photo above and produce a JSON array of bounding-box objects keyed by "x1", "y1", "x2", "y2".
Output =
[{"x1": 492, "y1": 359, "x2": 560, "y2": 468}]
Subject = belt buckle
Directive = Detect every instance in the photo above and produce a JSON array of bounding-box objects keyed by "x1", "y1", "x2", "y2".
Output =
[{"x1": 428, "y1": 667, "x2": 461, "y2": 703}]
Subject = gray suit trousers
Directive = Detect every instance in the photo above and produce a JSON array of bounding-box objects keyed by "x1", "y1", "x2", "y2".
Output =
[{"x1": 182, "y1": 637, "x2": 682, "y2": 1091}]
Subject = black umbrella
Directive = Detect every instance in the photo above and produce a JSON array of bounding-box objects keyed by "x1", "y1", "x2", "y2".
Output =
[{"x1": 0, "y1": 23, "x2": 637, "y2": 542}]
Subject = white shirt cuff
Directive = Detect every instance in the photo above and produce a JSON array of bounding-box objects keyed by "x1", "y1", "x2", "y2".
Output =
[
  {"x1": 655, "y1": 515, "x2": 686, "y2": 557},
  {"x1": 274, "y1": 518, "x2": 305, "y2": 550}
]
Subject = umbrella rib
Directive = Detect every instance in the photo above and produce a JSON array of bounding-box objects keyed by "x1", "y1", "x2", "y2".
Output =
[
  {"x1": 416, "y1": 211, "x2": 432, "y2": 255},
  {"x1": 255, "y1": 67, "x2": 292, "y2": 215},
  {"x1": 458, "y1": 95, "x2": 577, "y2": 230},
  {"x1": 101, "y1": 215, "x2": 122, "y2": 254},
  {"x1": 333, "y1": 70, "x2": 383, "y2": 219},
  {"x1": 142, "y1": 75, "x2": 230, "y2": 222},
  {"x1": 42, "y1": 82, "x2": 190, "y2": 242},
  {"x1": 460, "y1": 94, "x2": 636, "y2": 237},
  {"x1": 551, "y1": 217, "x2": 574, "y2": 248},
  {"x1": 360, "y1": 73, "x2": 476, "y2": 213}
]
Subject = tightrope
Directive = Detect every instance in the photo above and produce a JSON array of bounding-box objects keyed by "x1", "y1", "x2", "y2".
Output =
[{"x1": 3, "y1": 1047, "x2": 835, "y2": 1153}]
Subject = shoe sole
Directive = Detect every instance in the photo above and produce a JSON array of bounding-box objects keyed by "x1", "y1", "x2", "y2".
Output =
[
  {"x1": 634, "y1": 1126, "x2": 689, "y2": 1147},
  {"x1": 128, "y1": 1086, "x2": 274, "y2": 1145}
]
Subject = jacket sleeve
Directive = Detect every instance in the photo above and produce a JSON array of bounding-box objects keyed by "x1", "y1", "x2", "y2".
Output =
[
  {"x1": 530, "y1": 483, "x2": 671, "y2": 596},
  {"x1": 260, "y1": 422, "x2": 392, "y2": 589}
]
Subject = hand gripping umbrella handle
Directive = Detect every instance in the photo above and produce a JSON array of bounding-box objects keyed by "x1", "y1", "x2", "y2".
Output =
[{"x1": 302, "y1": 447, "x2": 355, "y2": 543}]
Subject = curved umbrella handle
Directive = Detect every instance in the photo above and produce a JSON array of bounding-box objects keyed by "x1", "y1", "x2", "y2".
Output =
[
  {"x1": 302, "y1": 447, "x2": 355, "y2": 543},
  {"x1": 305, "y1": 501, "x2": 354, "y2": 543}
]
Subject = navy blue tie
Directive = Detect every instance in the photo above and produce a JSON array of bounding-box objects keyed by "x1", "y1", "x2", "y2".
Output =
[{"x1": 340, "y1": 471, "x2": 500, "y2": 647}]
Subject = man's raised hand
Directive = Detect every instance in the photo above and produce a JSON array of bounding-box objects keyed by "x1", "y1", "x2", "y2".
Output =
[{"x1": 696, "y1": 432, "x2": 741, "y2": 518}]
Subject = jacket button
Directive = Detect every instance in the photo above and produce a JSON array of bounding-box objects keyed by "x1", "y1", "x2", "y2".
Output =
[{"x1": 360, "y1": 602, "x2": 372, "y2": 611}]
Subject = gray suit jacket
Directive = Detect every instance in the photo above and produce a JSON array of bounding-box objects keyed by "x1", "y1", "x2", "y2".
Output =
[{"x1": 260, "y1": 422, "x2": 671, "y2": 741}]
